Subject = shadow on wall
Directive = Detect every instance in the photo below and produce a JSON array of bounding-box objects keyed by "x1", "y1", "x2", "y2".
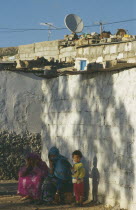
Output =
[{"x1": 41, "y1": 69, "x2": 135, "y2": 207}]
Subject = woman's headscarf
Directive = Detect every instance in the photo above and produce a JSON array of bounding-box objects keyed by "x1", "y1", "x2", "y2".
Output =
[
  {"x1": 26, "y1": 152, "x2": 41, "y2": 159},
  {"x1": 48, "y1": 147, "x2": 71, "y2": 180},
  {"x1": 26, "y1": 152, "x2": 48, "y2": 177},
  {"x1": 48, "y1": 146, "x2": 59, "y2": 156},
  {"x1": 48, "y1": 146, "x2": 65, "y2": 161}
]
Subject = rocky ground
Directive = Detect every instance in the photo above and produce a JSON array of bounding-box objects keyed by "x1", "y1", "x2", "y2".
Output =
[{"x1": 0, "y1": 180, "x2": 121, "y2": 210}]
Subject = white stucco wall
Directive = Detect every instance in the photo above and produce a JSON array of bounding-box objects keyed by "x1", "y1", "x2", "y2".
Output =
[
  {"x1": 41, "y1": 68, "x2": 136, "y2": 210},
  {"x1": 0, "y1": 69, "x2": 136, "y2": 209},
  {"x1": 0, "y1": 71, "x2": 43, "y2": 134}
]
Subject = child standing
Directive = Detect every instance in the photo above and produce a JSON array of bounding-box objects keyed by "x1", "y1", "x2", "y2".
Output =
[{"x1": 72, "y1": 150, "x2": 85, "y2": 207}]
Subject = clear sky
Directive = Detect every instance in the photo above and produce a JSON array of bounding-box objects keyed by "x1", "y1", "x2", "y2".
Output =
[{"x1": 0, "y1": 0, "x2": 135, "y2": 47}]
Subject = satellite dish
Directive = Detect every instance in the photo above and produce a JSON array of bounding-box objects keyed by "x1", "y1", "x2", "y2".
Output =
[{"x1": 64, "y1": 14, "x2": 84, "y2": 33}]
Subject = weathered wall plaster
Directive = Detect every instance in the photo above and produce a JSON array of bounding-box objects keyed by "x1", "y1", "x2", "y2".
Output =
[
  {"x1": 41, "y1": 68, "x2": 136, "y2": 210},
  {"x1": 0, "y1": 71, "x2": 43, "y2": 133}
]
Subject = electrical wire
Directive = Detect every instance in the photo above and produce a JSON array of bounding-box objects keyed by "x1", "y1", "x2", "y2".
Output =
[
  {"x1": 84, "y1": 18, "x2": 136, "y2": 28},
  {"x1": 0, "y1": 18, "x2": 136, "y2": 33}
]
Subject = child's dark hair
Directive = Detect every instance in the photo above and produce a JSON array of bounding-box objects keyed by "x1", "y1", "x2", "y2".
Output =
[{"x1": 72, "y1": 150, "x2": 83, "y2": 158}]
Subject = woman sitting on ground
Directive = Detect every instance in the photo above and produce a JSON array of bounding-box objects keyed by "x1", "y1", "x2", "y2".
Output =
[
  {"x1": 42, "y1": 146, "x2": 73, "y2": 204},
  {"x1": 17, "y1": 153, "x2": 48, "y2": 201}
]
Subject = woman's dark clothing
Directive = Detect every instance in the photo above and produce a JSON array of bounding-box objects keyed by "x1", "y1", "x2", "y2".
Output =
[{"x1": 42, "y1": 147, "x2": 72, "y2": 202}]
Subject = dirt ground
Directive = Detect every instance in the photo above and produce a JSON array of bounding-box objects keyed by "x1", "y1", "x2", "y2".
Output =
[{"x1": 0, "y1": 180, "x2": 117, "y2": 210}]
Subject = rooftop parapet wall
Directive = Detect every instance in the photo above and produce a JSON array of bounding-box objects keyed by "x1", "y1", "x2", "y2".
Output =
[
  {"x1": 18, "y1": 40, "x2": 61, "y2": 61},
  {"x1": 18, "y1": 40, "x2": 76, "y2": 63},
  {"x1": 18, "y1": 40, "x2": 136, "y2": 64},
  {"x1": 59, "y1": 46, "x2": 76, "y2": 62},
  {"x1": 1, "y1": 39, "x2": 136, "y2": 65},
  {"x1": 76, "y1": 40, "x2": 136, "y2": 63}
]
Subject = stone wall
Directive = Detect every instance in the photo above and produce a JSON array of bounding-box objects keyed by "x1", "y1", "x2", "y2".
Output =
[
  {"x1": 18, "y1": 40, "x2": 60, "y2": 61},
  {"x1": 2, "y1": 40, "x2": 136, "y2": 66},
  {"x1": 0, "y1": 69, "x2": 136, "y2": 209},
  {"x1": 76, "y1": 40, "x2": 136, "y2": 64},
  {"x1": 59, "y1": 46, "x2": 76, "y2": 62},
  {"x1": 18, "y1": 41, "x2": 76, "y2": 63},
  {"x1": 18, "y1": 40, "x2": 136, "y2": 69}
]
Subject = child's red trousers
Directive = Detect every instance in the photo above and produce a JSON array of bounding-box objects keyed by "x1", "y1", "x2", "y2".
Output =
[{"x1": 73, "y1": 182, "x2": 84, "y2": 201}]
